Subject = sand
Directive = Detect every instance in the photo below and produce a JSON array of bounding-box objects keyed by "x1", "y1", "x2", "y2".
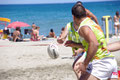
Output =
[{"x1": 0, "y1": 38, "x2": 120, "y2": 80}]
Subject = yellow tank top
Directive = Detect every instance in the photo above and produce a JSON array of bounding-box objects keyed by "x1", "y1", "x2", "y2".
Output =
[
  {"x1": 67, "y1": 22, "x2": 81, "y2": 55},
  {"x1": 78, "y1": 17, "x2": 114, "y2": 60}
]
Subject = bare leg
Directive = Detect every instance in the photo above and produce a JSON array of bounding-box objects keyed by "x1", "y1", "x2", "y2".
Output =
[
  {"x1": 73, "y1": 66, "x2": 99, "y2": 80},
  {"x1": 73, "y1": 69, "x2": 81, "y2": 79},
  {"x1": 118, "y1": 25, "x2": 120, "y2": 35},
  {"x1": 114, "y1": 25, "x2": 117, "y2": 36},
  {"x1": 79, "y1": 72, "x2": 99, "y2": 80}
]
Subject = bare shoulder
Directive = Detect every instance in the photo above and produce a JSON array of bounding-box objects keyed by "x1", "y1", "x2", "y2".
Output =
[{"x1": 78, "y1": 26, "x2": 91, "y2": 37}]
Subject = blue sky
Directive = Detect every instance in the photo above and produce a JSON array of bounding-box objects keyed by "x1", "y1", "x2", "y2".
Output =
[{"x1": 0, "y1": 0, "x2": 117, "y2": 4}]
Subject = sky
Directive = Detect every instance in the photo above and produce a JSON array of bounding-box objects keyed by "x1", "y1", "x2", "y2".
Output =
[{"x1": 0, "y1": 0, "x2": 117, "y2": 4}]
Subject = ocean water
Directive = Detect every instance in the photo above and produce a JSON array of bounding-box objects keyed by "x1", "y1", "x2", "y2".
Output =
[{"x1": 0, "y1": 1, "x2": 120, "y2": 37}]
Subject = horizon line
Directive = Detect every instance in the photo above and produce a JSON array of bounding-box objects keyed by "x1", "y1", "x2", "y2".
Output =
[{"x1": 0, "y1": 0, "x2": 119, "y2": 5}]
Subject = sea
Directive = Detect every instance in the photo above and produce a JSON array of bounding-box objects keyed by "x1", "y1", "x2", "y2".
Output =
[{"x1": 0, "y1": 1, "x2": 120, "y2": 37}]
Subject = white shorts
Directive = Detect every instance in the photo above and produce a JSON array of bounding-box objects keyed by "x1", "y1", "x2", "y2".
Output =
[
  {"x1": 114, "y1": 22, "x2": 120, "y2": 26},
  {"x1": 73, "y1": 52, "x2": 86, "y2": 68},
  {"x1": 87, "y1": 57, "x2": 118, "y2": 79}
]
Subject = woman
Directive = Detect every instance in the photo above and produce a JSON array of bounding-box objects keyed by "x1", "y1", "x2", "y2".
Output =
[
  {"x1": 31, "y1": 26, "x2": 44, "y2": 41},
  {"x1": 114, "y1": 11, "x2": 120, "y2": 36}
]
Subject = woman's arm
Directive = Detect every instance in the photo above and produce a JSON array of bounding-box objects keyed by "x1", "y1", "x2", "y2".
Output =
[{"x1": 86, "y1": 9, "x2": 99, "y2": 24}]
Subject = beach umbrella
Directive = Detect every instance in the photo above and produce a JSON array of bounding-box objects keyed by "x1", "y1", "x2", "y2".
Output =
[{"x1": 7, "y1": 21, "x2": 30, "y2": 28}]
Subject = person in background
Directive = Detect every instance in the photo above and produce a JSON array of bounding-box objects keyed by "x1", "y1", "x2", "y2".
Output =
[
  {"x1": 34, "y1": 26, "x2": 42, "y2": 40},
  {"x1": 76, "y1": 1, "x2": 99, "y2": 24},
  {"x1": 31, "y1": 26, "x2": 39, "y2": 41},
  {"x1": 2, "y1": 27, "x2": 10, "y2": 39},
  {"x1": 0, "y1": 29, "x2": 3, "y2": 39},
  {"x1": 31, "y1": 26, "x2": 45, "y2": 41},
  {"x1": 114, "y1": 11, "x2": 120, "y2": 36},
  {"x1": 48, "y1": 29, "x2": 56, "y2": 38},
  {"x1": 32, "y1": 23, "x2": 36, "y2": 30},
  {"x1": 31, "y1": 23, "x2": 37, "y2": 41},
  {"x1": 13, "y1": 27, "x2": 23, "y2": 42},
  {"x1": 59, "y1": 27, "x2": 65, "y2": 37}
]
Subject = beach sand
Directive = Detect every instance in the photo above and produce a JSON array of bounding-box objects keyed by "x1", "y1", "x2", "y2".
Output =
[{"x1": 0, "y1": 38, "x2": 120, "y2": 80}]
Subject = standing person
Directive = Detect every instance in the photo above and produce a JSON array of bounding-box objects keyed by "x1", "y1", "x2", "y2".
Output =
[
  {"x1": 58, "y1": 4, "x2": 118, "y2": 80},
  {"x1": 114, "y1": 11, "x2": 120, "y2": 36}
]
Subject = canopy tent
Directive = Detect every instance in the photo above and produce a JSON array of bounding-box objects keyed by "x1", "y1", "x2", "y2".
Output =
[
  {"x1": 0, "y1": 17, "x2": 11, "y2": 22},
  {"x1": 0, "y1": 17, "x2": 11, "y2": 27},
  {"x1": 0, "y1": 17, "x2": 11, "y2": 39}
]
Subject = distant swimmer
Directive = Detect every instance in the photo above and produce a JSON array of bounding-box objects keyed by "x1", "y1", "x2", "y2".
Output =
[{"x1": 114, "y1": 11, "x2": 120, "y2": 36}]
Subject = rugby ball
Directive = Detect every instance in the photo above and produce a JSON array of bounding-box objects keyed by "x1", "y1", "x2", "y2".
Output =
[{"x1": 47, "y1": 43, "x2": 59, "y2": 59}]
